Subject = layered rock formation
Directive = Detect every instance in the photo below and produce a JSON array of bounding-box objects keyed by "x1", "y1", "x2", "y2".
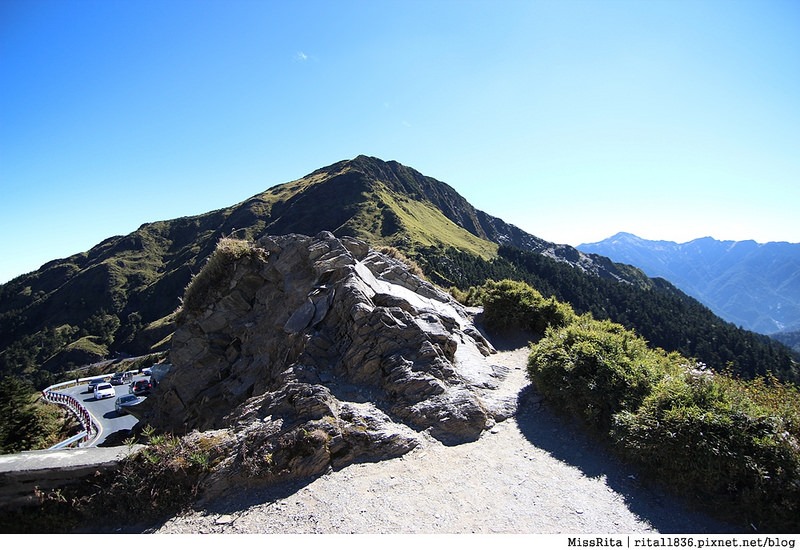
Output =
[{"x1": 136, "y1": 232, "x2": 513, "y2": 496}]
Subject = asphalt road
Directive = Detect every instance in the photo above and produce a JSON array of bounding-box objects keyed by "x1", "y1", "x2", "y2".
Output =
[{"x1": 61, "y1": 374, "x2": 150, "y2": 446}]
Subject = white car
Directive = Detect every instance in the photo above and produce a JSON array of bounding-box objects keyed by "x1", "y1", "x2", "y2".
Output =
[{"x1": 94, "y1": 382, "x2": 115, "y2": 400}]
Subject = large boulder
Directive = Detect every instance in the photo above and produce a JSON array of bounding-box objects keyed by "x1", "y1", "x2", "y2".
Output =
[{"x1": 136, "y1": 232, "x2": 509, "y2": 496}]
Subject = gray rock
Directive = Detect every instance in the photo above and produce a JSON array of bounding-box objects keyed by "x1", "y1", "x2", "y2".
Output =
[{"x1": 137, "y1": 232, "x2": 504, "y2": 499}]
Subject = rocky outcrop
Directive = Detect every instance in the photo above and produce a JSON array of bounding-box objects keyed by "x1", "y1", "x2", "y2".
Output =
[{"x1": 136, "y1": 232, "x2": 512, "y2": 497}]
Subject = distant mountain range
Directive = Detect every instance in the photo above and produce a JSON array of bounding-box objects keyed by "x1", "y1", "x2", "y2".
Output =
[
  {"x1": 1, "y1": 157, "x2": 796, "y2": 387},
  {"x1": 578, "y1": 232, "x2": 800, "y2": 335}
]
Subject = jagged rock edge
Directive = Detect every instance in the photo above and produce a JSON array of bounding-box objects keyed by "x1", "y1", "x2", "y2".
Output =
[{"x1": 135, "y1": 232, "x2": 513, "y2": 500}]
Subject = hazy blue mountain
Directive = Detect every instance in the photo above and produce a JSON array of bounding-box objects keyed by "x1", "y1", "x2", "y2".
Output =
[{"x1": 578, "y1": 232, "x2": 800, "y2": 335}]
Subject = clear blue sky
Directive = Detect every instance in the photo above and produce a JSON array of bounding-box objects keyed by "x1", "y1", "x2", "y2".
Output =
[{"x1": 2, "y1": 0, "x2": 799, "y2": 283}]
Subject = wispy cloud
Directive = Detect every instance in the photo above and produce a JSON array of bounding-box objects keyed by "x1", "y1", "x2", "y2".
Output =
[{"x1": 295, "y1": 51, "x2": 309, "y2": 62}]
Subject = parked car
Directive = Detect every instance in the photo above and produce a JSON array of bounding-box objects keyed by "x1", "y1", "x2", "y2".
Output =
[
  {"x1": 142, "y1": 367, "x2": 152, "y2": 376},
  {"x1": 149, "y1": 363, "x2": 172, "y2": 388},
  {"x1": 115, "y1": 393, "x2": 145, "y2": 415},
  {"x1": 94, "y1": 382, "x2": 115, "y2": 400},
  {"x1": 110, "y1": 372, "x2": 133, "y2": 385},
  {"x1": 130, "y1": 379, "x2": 152, "y2": 396},
  {"x1": 87, "y1": 377, "x2": 106, "y2": 393}
]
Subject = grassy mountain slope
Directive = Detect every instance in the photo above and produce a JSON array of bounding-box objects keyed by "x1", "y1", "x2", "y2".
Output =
[
  {"x1": 0, "y1": 156, "x2": 507, "y2": 384},
  {"x1": 0, "y1": 156, "x2": 796, "y2": 389}
]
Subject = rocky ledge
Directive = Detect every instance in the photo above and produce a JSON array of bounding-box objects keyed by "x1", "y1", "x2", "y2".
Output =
[{"x1": 135, "y1": 232, "x2": 515, "y2": 499}]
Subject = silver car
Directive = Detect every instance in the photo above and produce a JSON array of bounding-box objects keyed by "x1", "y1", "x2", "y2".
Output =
[{"x1": 115, "y1": 393, "x2": 144, "y2": 415}]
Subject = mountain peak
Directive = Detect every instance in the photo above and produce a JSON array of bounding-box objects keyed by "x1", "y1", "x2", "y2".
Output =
[
  {"x1": 609, "y1": 232, "x2": 643, "y2": 243},
  {"x1": 0, "y1": 156, "x2": 653, "y2": 390},
  {"x1": 311, "y1": 155, "x2": 410, "y2": 180},
  {"x1": 581, "y1": 232, "x2": 643, "y2": 247},
  {"x1": 577, "y1": 234, "x2": 800, "y2": 334}
]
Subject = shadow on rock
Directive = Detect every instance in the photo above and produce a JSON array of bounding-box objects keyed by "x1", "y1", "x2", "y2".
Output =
[{"x1": 514, "y1": 385, "x2": 744, "y2": 534}]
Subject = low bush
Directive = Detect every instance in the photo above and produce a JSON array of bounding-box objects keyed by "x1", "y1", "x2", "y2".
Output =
[
  {"x1": 448, "y1": 285, "x2": 486, "y2": 307},
  {"x1": 528, "y1": 313, "x2": 800, "y2": 532},
  {"x1": 481, "y1": 279, "x2": 575, "y2": 334},
  {"x1": 528, "y1": 315, "x2": 668, "y2": 431},
  {"x1": 612, "y1": 372, "x2": 800, "y2": 531}
]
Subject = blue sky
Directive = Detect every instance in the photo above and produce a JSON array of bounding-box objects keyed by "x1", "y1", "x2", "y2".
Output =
[{"x1": 1, "y1": 0, "x2": 799, "y2": 284}]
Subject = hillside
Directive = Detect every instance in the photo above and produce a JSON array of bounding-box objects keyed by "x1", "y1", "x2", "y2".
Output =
[
  {"x1": 0, "y1": 156, "x2": 796, "y2": 391},
  {"x1": 773, "y1": 329, "x2": 800, "y2": 355},
  {"x1": 11, "y1": 234, "x2": 790, "y2": 534},
  {"x1": 0, "y1": 157, "x2": 632, "y2": 383},
  {"x1": 578, "y1": 232, "x2": 800, "y2": 335}
]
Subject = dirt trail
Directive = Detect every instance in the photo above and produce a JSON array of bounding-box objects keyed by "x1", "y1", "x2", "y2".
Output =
[{"x1": 152, "y1": 346, "x2": 741, "y2": 534}]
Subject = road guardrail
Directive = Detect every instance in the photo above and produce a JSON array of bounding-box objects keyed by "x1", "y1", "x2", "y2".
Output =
[
  {"x1": 42, "y1": 375, "x2": 104, "y2": 448},
  {"x1": 41, "y1": 369, "x2": 144, "y2": 449}
]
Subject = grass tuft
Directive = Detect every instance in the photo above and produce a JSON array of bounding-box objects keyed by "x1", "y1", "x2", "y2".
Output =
[{"x1": 181, "y1": 238, "x2": 265, "y2": 315}]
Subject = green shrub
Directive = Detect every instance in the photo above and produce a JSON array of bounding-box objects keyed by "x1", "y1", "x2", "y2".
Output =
[
  {"x1": 481, "y1": 279, "x2": 575, "y2": 334},
  {"x1": 612, "y1": 372, "x2": 800, "y2": 531},
  {"x1": 528, "y1": 315, "x2": 666, "y2": 430},
  {"x1": 448, "y1": 285, "x2": 486, "y2": 307},
  {"x1": 529, "y1": 314, "x2": 800, "y2": 531}
]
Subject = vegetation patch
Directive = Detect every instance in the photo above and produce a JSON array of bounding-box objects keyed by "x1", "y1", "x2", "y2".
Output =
[
  {"x1": 0, "y1": 426, "x2": 224, "y2": 533},
  {"x1": 0, "y1": 377, "x2": 78, "y2": 454},
  {"x1": 375, "y1": 188, "x2": 498, "y2": 260},
  {"x1": 181, "y1": 238, "x2": 266, "y2": 316},
  {"x1": 528, "y1": 311, "x2": 800, "y2": 532},
  {"x1": 340, "y1": 185, "x2": 499, "y2": 263},
  {"x1": 379, "y1": 246, "x2": 425, "y2": 278},
  {"x1": 480, "y1": 279, "x2": 576, "y2": 334},
  {"x1": 64, "y1": 335, "x2": 109, "y2": 358}
]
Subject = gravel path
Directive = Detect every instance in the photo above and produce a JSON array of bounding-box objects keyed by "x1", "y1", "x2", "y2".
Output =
[{"x1": 152, "y1": 347, "x2": 741, "y2": 534}]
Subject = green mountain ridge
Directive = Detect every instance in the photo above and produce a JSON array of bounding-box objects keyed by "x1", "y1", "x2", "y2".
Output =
[{"x1": 0, "y1": 155, "x2": 796, "y2": 388}]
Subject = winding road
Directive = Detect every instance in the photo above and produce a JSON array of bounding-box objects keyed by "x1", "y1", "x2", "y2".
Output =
[{"x1": 60, "y1": 374, "x2": 150, "y2": 446}]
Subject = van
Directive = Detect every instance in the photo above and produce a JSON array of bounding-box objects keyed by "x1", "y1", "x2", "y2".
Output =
[{"x1": 110, "y1": 371, "x2": 133, "y2": 385}]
